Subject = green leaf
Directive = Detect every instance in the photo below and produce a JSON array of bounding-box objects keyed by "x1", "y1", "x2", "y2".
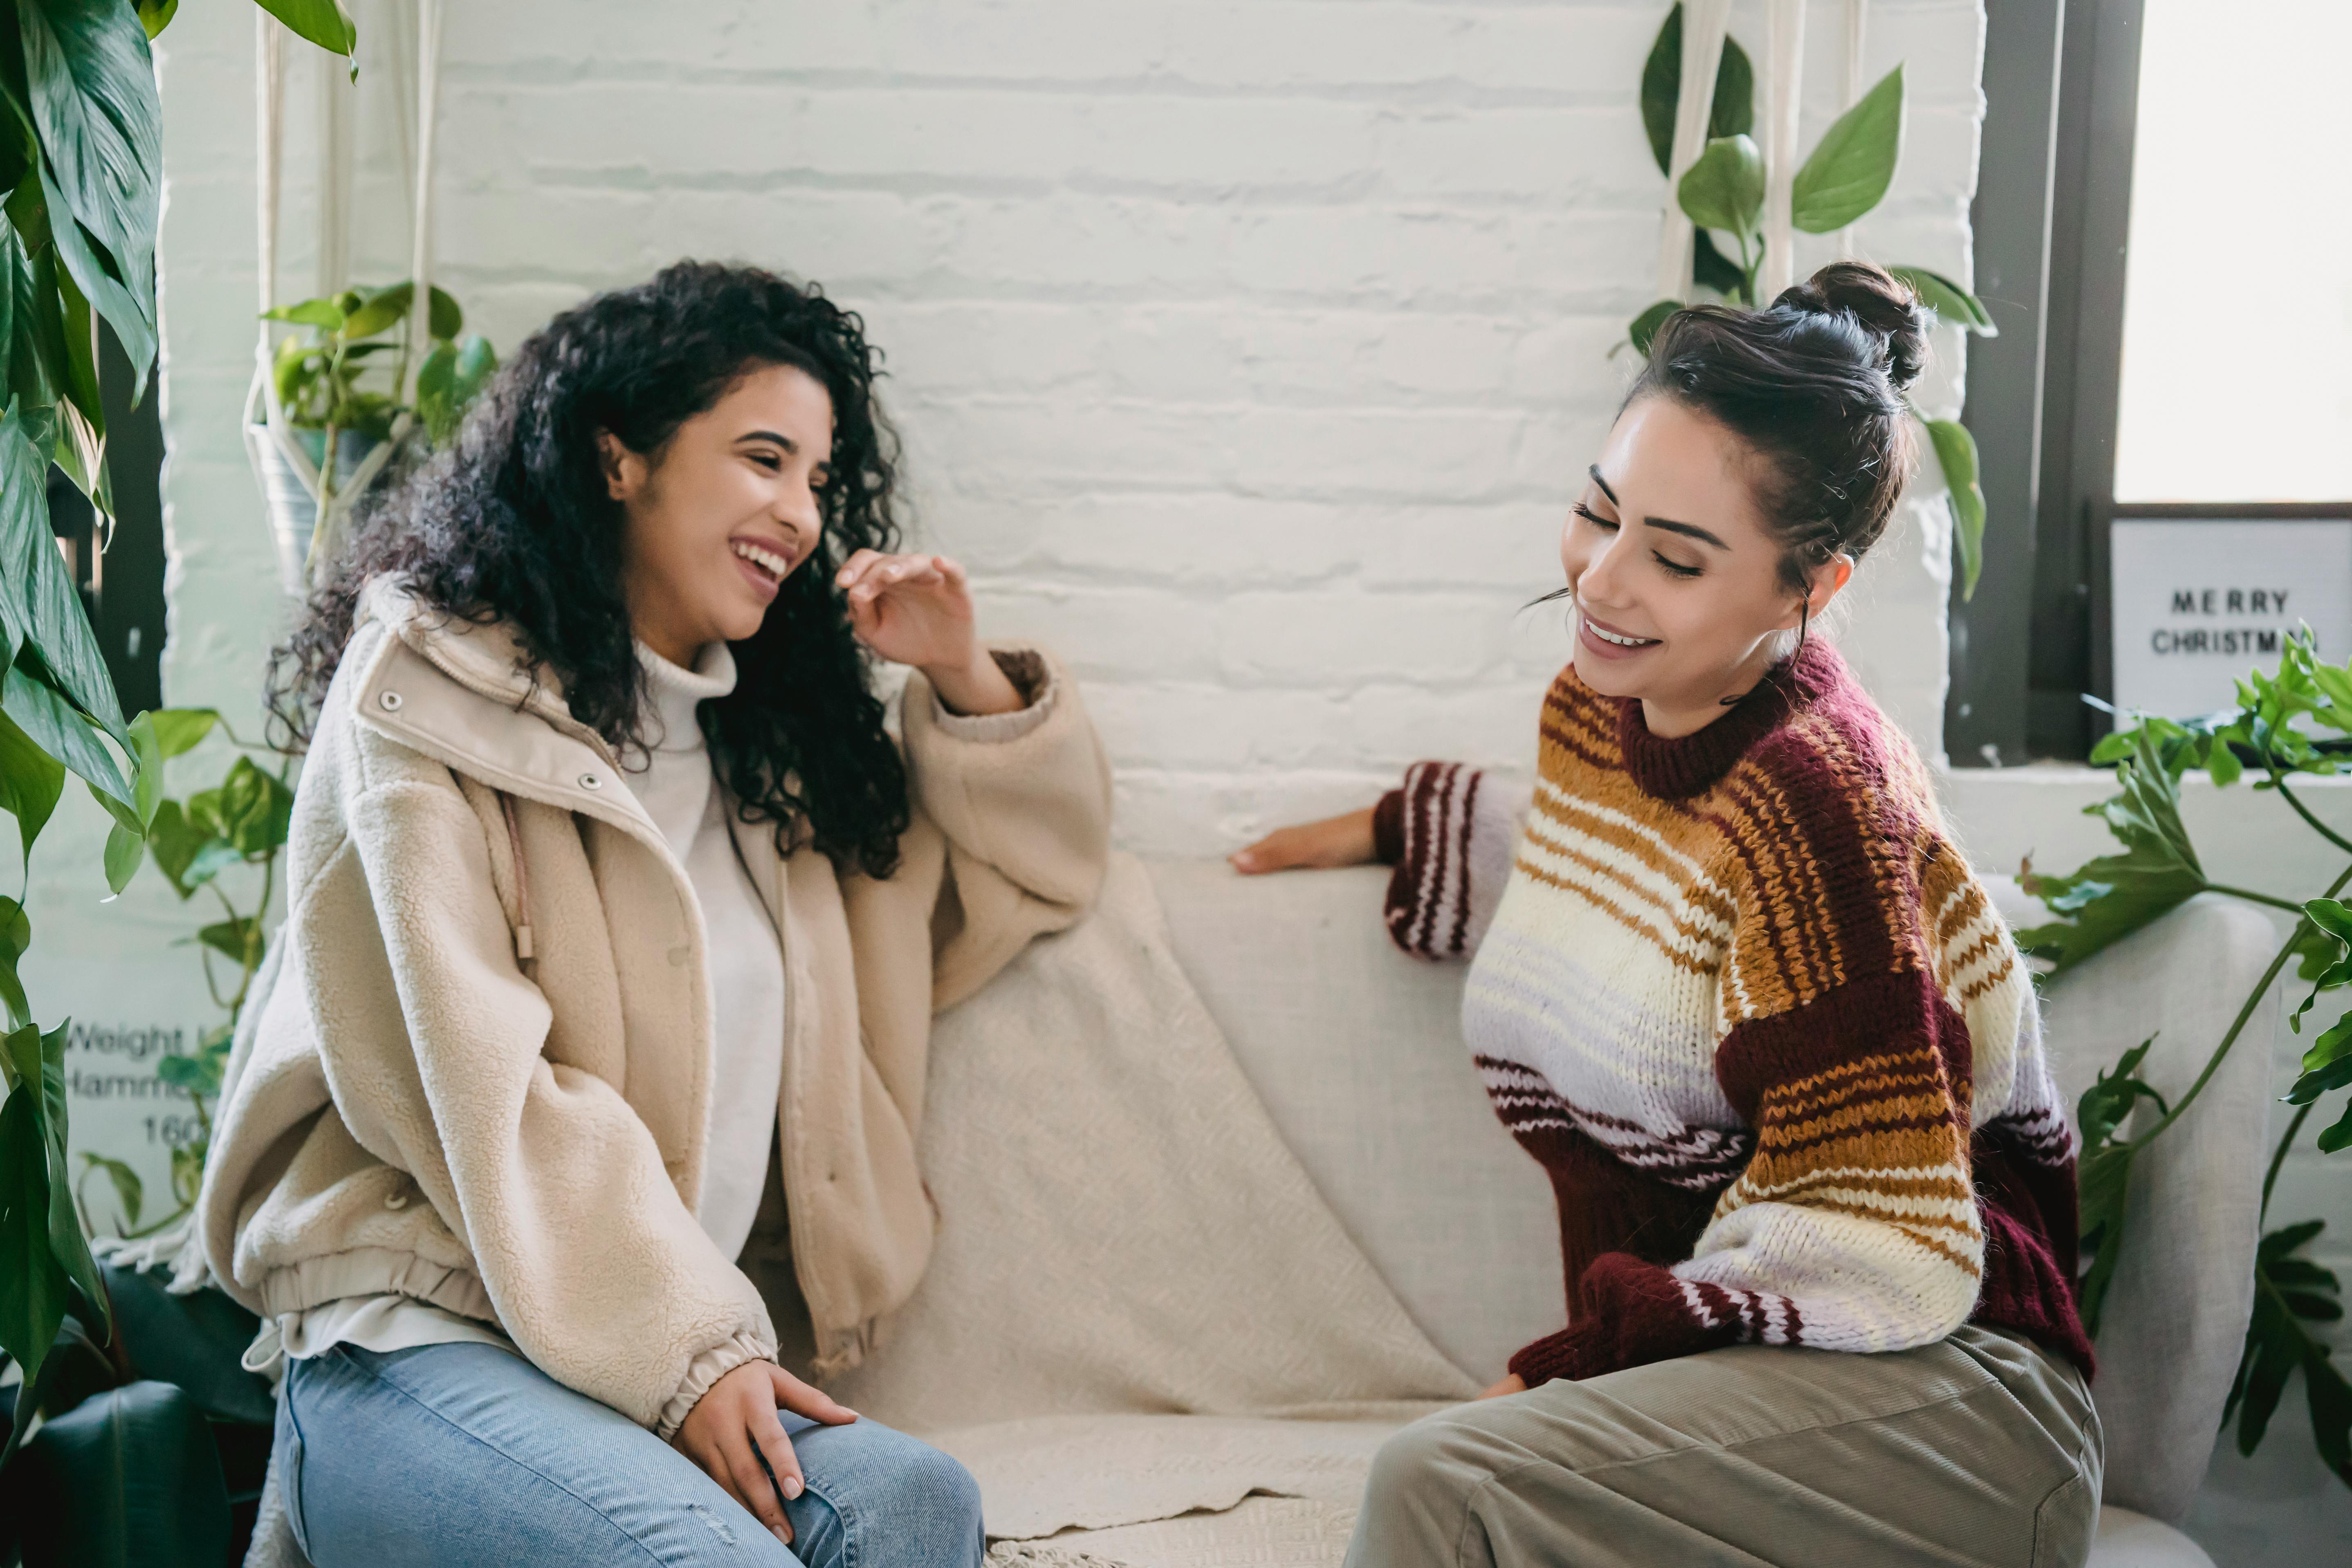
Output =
[
  {"x1": 51, "y1": 256, "x2": 103, "y2": 447},
  {"x1": 261, "y1": 296, "x2": 347, "y2": 332},
  {"x1": 1887, "y1": 264, "x2": 1997, "y2": 336},
  {"x1": 1677, "y1": 134, "x2": 1765, "y2": 247},
  {"x1": 254, "y1": 0, "x2": 358, "y2": 68},
  {"x1": 19, "y1": 2, "x2": 162, "y2": 390},
  {"x1": 34, "y1": 1019, "x2": 103, "y2": 1336},
  {"x1": 2230, "y1": 1220, "x2": 2352, "y2": 1482},
  {"x1": 101, "y1": 817, "x2": 140, "y2": 892},
  {"x1": 2078, "y1": 1035, "x2": 2166, "y2": 1153},
  {"x1": 146, "y1": 707, "x2": 216, "y2": 759},
  {"x1": 1639, "y1": 4, "x2": 1756, "y2": 177},
  {"x1": 1791, "y1": 65, "x2": 1905, "y2": 233},
  {"x1": 152, "y1": 1048, "x2": 222, "y2": 1101},
  {"x1": 0, "y1": 896, "x2": 28, "y2": 1028},
  {"x1": 1692, "y1": 227, "x2": 1747, "y2": 299},
  {"x1": 9, "y1": 1379, "x2": 236, "y2": 1564},
  {"x1": 1627, "y1": 300, "x2": 1680, "y2": 360},
  {"x1": 2289, "y1": 1012, "x2": 2352, "y2": 1106},
  {"x1": 2321, "y1": 1097, "x2": 2352, "y2": 1155},
  {"x1": 1922, "y1": 418, "x2": 1986, "y2": 601},
  {"x1": 141, "y1": 799, "x2": 213, "y2": 900},
  {"x1": 0, "y1": 703, "x2": 65, "y2": 870},
  {"x1": 198, "y1": 756, "x2": 293, "y2": 857},
  {"x1": 2075, "y1": 1140, "x2": 2135, "y2": 1337},
  {"x1": 0, "y1": 405, "x2": 125, "y2": 740},
  {"x1": 2017, "y1": 732, "x2": 2207, "y2": 973},
  {"x1": 338, "y1": 281, "x2": 411, "y2": 341},
  {"x1": 78, "y1": 1150, "x2": 139, "y2": 1228},
  {"x1": 135, "y1": 1, "x2": 179, "y2": 41},
  {"x1": 427, "y1": 284, "x2": 462, "y2": 341},
  {"x1": 3, "y1": 661, "x2": 130, "y2": 806},
  {"x1": 0, "y1": 1036, "x2": 72, "y2": 1422},
  {"x1": 194, "y1": 917, "x2": 263, "y2": 968}
]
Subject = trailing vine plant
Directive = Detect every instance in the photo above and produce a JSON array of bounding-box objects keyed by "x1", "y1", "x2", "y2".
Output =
[
  {"x1": 2020, "y1": 630, "x2": 2352, "y2": 1488},
  {"x1": 1629, "y1": 4, "x2": 1996, "y2": 599},
  {"x1": 72, "y1": 711, "x2": 292, "y2": 1244}
]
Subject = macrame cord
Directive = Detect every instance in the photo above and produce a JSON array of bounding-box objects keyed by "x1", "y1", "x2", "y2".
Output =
[{"x1": 241, "y1": 1, "x2": 445, "y2": 593}]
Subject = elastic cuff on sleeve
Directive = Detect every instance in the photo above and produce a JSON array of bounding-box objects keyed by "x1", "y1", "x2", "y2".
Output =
[
  {"x1": 929, "y1": 648, "x2": 1057, "y2": 743},
  {"x1": 655, "y1": 1332, "x2": 774, "y2": 1439},
  {"x1": 1371, "y1": 789, "x2": 1407, "y2": 866}
]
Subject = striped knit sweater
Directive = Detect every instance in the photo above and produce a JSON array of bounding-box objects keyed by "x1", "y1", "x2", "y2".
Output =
[{"x1": 1373, "y1": 641, "x2": 2093, "y2": 1386}]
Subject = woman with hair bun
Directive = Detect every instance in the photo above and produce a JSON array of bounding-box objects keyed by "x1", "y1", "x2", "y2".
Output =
[
  {"x1": 200, "y1": 261, "x2": 1112, "y2": 1566},
  {"x1": 1238, "y1": 263, "x2": 2101, "y2": 1565}
]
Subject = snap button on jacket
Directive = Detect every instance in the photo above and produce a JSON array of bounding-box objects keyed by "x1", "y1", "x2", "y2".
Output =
[{"x1": 196, "y1": 579, "x2": 1112, "y2": 1434}]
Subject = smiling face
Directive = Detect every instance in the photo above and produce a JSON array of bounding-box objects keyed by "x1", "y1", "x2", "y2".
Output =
[
  {"x1": 1560, "y1": 395, "x2": 1851, "y2": 738},
  {"x1": 603, "y1": 361, "x2": 837, "y2": 667}
]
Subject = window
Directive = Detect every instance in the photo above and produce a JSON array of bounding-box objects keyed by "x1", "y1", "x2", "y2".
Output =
[
  {"x1": 1946, "y1": 0, "x2": 2352, "y2": 765},
  {"x1": 2113, "y1": 2, "x2": 2352, "y2": 505}
]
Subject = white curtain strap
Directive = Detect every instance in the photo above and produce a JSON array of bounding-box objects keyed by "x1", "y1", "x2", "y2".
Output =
[
  {"x1": 1838, "y1": 0, "x2": 1870, "y2": 258},
  {"x1": 1654, "y1": 0, "x2": 1733, "y2": 304},
  {"x1": 1760, "y1": 0, "x2": 1806, "y2": 300}
]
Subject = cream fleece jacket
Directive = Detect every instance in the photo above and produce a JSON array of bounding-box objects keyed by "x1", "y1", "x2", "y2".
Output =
[{"x1": 196, "y1": 579, "x2": 1112, "y2": 1434}]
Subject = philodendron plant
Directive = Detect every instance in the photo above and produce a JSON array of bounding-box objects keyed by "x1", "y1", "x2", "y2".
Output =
[
  {"x1": 1, "y1": 0, "x2": 357, "y2": 1479},
  {"x1": 1630, "y1": 4, "x2": 1995, "y2": 600},
  {"x1": 2020, "y1": 630, "x2": 2352, "y2": 1489}
]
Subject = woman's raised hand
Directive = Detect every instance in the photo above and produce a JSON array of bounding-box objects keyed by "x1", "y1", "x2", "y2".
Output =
[
  {"x1": 673, "y1": 1358, "x2": 858, "y2": 1547},
  {"x1": 1229, "y1": 805, "x2": 1380, "y2": 875},
  {"x1": 837, "y1": 549, "x2": 1024, "y2": 716}
]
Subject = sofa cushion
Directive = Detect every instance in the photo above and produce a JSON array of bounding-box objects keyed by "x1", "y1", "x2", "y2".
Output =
[{"x1": 1145, "y1": 860, "x2": 1559, "y2": 1383}]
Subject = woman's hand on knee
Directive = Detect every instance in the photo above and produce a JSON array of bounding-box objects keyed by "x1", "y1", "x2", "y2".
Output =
[
  {"x1": 1230, "y1": 806, "x2": 1379, "y2": 875},
  {"x1": 1477, "y1": 1373, "x2": 1527, "y2": 1400},
  {"x1": 674, "y1": 1360, "x2": 860, "y2": 1547}
]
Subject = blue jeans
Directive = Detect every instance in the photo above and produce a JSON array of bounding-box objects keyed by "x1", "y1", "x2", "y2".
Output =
[{"x1": 278, "y1": 1343, "x2": 984, "y2": 1568}]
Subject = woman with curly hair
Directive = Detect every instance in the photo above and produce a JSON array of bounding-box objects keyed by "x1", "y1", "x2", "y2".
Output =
[{"x1": 199, "y1": 261, "x2": 1112, "y2": 1566}]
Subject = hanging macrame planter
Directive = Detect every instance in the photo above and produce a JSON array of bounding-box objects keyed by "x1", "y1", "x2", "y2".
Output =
[{"x1": 243, "y1": 0, "x2": 444, "y2": 597}]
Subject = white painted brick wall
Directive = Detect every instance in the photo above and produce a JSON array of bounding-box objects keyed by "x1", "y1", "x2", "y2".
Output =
[{"x1": 141, "y1": 0, "x2": 1985, "y2": 857}]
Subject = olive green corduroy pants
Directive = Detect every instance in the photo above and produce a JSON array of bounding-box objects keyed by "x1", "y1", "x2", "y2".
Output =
[{"x1": 1346, "y1": 1325, "x2": 2102, "y2": 1568}]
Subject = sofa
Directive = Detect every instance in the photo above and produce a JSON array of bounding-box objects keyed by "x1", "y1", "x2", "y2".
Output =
[
  {"x1": 1129, "y1": 861, "x2": 2275, "y2": 1568},
  {"x1": 26, "y1": 861, "x2": 2273, "y2": 1568}
]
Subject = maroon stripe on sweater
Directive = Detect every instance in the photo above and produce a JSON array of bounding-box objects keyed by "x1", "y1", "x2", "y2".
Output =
[{"x1": 1445, "y1": 769, "x2": 1483, "y2": 956}]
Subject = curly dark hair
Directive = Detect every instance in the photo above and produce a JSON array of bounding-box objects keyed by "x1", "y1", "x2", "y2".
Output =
[{"x1": 269, "y1": 260, "x2": 913, "y2": 877}]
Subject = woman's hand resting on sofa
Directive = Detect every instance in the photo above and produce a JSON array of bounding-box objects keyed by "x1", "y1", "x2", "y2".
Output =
[
  {"x1": 1229, "y1": 806, "x2": 1379, "y2": 875},
  {"x1": 674, "y1": 1359, "x2": 860, "y2": 1546}
]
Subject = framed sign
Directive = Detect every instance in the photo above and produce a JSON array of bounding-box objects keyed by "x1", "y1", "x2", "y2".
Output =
[{"x1": 2110, "y1": 515, "x2": 2352, "y2": 721}]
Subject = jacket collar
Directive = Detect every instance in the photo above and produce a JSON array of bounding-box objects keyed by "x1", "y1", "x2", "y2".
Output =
[{"x1": 348, "y1": 577, "x2": 658, "y2": 836}]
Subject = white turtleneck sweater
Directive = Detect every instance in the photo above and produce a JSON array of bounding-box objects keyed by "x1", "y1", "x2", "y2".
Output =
[
  {"x1": 253, "y1": 641, "x2": 788, "y2": 1373},
  {"x1": 623, "y1": 639, "x2": 789, "y2": 1262}
]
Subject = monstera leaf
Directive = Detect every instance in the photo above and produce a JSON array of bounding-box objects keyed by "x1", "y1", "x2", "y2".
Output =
[{"x1": 2018, "y1": 732, "x2": 2208, "y2": 973}]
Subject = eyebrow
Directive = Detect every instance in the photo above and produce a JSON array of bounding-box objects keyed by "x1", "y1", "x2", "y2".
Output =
[
  {"x1": 1587, "y1": 464, "x2": 1731, "y2": 552},
  {"x1": 737, "y1": 429, "x2": 799, "y2": 452}
]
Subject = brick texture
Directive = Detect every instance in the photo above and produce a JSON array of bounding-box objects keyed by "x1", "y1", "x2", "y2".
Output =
[{"x1": 151, "y1": 0, "x2": 1986, "y2": 855}]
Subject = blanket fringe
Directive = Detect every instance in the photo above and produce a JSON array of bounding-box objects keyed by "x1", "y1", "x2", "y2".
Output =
[
  {"x1": 90, "y1": 1214, "x2": 215, "y2": 1296},
  {"x1": 987, "y1": 1545, "x2": 1130, "y2": 1568}
]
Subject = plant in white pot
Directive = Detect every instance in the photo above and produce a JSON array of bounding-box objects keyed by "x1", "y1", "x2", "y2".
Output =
[{"x1": 249, "y1": 278, "x2": 495, "y2": 594}]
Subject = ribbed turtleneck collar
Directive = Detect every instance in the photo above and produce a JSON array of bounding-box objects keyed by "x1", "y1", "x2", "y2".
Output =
[
  {"x1": 1613, "y1": 637, "x2": 1846, "y2": 800},
  {"x1": 634, "y1": 641, "x2": 738, "y2": 757}
]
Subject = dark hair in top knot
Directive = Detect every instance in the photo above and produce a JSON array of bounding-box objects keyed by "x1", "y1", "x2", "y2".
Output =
[
  {"x1": 1629, "y1": 260, "x2": 1928, "y2": 594},
  {"x1": 268, "y1": 259, "x2": 913, "y2": 878}
]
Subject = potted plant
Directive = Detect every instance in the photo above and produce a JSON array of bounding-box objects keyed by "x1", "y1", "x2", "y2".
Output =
[{"x1": 250, "y1": 280, "x2": 496, "y2": 594}]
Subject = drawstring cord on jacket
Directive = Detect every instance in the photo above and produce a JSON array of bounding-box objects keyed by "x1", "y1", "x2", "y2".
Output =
[{"x1": 497, "y1": 790, "x2": 536, "y2": 962}]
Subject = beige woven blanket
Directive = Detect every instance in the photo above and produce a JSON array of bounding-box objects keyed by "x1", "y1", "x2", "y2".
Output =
[{"x1": 830, "y1": 855, "x2": 1477, "y2": 1563}]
